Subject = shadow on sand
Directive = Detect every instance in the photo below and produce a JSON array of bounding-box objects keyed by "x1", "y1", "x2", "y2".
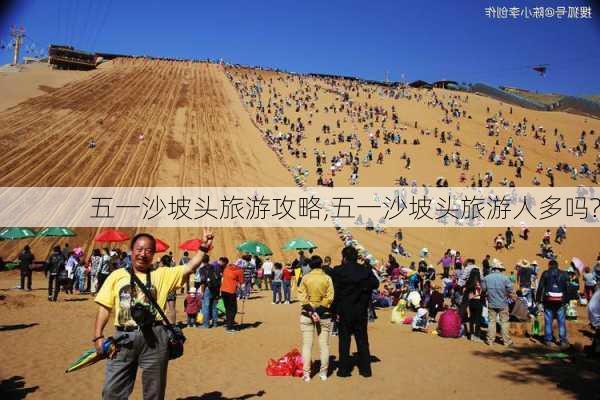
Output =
[
  {"x1": 472, "y1": 345, "x2": 600, "y2": 400},
  {"x1": 0, "y1": 376, "x2": 39, "y2": 400},
  {"x1": 311, "y1": 354, "x2": 381, "y2": 377},
  {"x1": 63, "y1": 298, "x2": 89, "y2": 302},
  {"x1": 177, "y1": 389, "x2": 266, "y2": 400},
  {"x1": 236, "y1": 321, "x2": 263, "y2": 331},
  {"x1": 0, "y1": 323, "x2": 39, "y2": 332}
]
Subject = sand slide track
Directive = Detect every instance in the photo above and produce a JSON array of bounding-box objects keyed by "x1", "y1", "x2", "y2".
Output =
[{"x1": 0, "y1": 66, "x2": 154, "y2": 186}]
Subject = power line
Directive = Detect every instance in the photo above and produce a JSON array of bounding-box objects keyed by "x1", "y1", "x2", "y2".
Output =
[
  {"x1": 81, "y1": 0, "x2": 96, "y2": 50},
  {"x1": 90, "y1": 0, "x2": 113, "y2": 51}
]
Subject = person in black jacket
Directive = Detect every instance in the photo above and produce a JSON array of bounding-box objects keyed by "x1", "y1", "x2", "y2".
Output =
[
  {"x1": 330, "y1": 246, "x2": 380, "y2": 377},
  {"x1": 45, "y1": 246, "x2": 66, "y2": 301},
  {"x1": 18, "y1": 245, "x2": 35, "y2": 291},
  {"x1": 536, "y1": 259, "x2": 570, "y2": 349}
]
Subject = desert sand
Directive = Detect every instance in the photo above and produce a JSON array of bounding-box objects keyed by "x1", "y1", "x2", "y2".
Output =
[{"x1": 0, "y1": 59, "x2": 599, "y2": 399}]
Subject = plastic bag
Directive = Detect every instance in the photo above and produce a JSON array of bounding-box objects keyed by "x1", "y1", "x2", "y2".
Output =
[
  {"x1": 566, "y1": 302, "x2": 577, "y2": 320},
  {"x1": 390, "y1": 300, "x2": 406, "y2": 324},
  {"x1": 531, "y1": 315, "x2": 541, "y2": 336},
  {"x1": 266, "y1": 349, "x2": 304, "y2": 377}
]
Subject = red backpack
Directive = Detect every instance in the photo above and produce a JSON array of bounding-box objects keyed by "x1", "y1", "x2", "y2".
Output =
[{"x1": 438, "y1": 309, "x2": 462, "y2": 338}]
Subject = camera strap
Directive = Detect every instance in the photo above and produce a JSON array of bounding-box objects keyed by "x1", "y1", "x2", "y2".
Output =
[{"x1": 129, "y1": 268, "x2": 178, "y2": 336}]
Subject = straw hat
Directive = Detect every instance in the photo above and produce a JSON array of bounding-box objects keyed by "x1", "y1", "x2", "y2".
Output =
[{"x1": 519, "y1": 259, "x2": 529, "y2": 267}]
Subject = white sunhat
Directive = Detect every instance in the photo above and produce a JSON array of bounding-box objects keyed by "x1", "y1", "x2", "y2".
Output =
[{"x1": 491, "y1": 258, "x2": 505, "y2": 270}]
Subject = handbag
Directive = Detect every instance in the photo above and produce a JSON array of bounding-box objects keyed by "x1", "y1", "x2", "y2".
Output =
[{"x1": 130, "y1": 270, "x2": 186, "y2": 360}]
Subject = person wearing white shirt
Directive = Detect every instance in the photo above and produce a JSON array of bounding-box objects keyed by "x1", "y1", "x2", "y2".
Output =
[{"x1": 262, "y1": 257, "x2": 274, "y2": 290}]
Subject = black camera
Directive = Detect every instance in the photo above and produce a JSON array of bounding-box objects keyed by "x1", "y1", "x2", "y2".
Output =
[{"x1": 131, "y1": 302, "x2": 155, "y2": 329}]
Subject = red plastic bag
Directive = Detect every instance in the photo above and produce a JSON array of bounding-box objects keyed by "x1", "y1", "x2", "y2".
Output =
[{"x1": 266, "y1": 349, "x2": 304, "y2": 377}]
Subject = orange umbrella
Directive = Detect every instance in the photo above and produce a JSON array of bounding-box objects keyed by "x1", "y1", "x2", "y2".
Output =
[
  {"x1": 155, "y1": 238, "x2": 169, "y2": 253},
  {"x1": 179, "y1": 238, "x2": 203, "y2": 251},
  {"x1": 95, "y1": 229, "x2": 129, "y2": 242},
  {"x1": 179, "y1": 238, "x2": 213, "y2": 252}
]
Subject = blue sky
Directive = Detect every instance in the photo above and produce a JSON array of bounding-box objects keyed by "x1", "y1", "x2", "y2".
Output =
[{"x1": 1, "y1": 0, "x2": 599, "y2": 95}]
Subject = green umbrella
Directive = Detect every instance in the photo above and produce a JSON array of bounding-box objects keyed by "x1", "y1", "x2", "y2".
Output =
[
  {"x1": 282, "y1": 238, "x2": 318, "y2": 251},
  {"x1": 37, "y1": 227, "x2": 76, "y2": 237},
  {"x1": 65, "y1": 335, "x2": 129, "y2": 373},
  {"x1": 0, "y1": 227, "x2": 36, "y2": 240},
  {"x1": 236, "y1": 240, "x2": 273, "y2": 256}
]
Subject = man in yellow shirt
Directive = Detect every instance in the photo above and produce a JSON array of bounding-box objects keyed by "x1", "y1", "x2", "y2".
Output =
[
  {"x1": 93, "y1": 229, "x2": 213, "y2": 400},
  {"x1": 297, "y1": 255, "x2": 334, "y2": 382}
]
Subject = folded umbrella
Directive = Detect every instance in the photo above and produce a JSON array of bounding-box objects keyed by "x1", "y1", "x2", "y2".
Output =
[{"x1": 65, "y1": 335, "x2": 129, "y2": 373}]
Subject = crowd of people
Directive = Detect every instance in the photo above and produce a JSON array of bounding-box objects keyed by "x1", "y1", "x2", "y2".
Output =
[
  {"x1": 225, "y1": 66, "x2": 600, "y2": 191},
  {"x1": 7, "y1": 226, "x2": 600, "y2": 399},
  {"x1": 371, "y1": 243, "x2": 600, "y2": 352}
]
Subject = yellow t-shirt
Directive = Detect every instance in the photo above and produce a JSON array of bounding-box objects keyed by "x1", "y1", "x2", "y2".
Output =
[{"x1": 95, "y1": 266, "x2": 185, "y2": 327}]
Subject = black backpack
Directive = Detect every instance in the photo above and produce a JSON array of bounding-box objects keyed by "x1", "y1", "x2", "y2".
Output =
[{"x1": 207, "y1": 267, "x2": 222, "y2": 295}]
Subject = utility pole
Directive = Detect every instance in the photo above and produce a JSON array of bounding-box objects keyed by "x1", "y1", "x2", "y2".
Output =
[{"x1": 10, "y1": 26, "x2": 25, "y2": 65}]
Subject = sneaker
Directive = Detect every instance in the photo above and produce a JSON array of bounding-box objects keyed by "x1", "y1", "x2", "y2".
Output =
[
  {"x1": 319, "y1": 372, "x2": 327, "y2": 381},
  {"x1": 559, "y1": 341, "x2": 571, "y2": 351},
  {"x1": 302, "y1": 372, "x2": 311, "y2": 382},
  {"x1": 271, "y1": 302, "x2": 276, "y2": 304},
  {"x1": 285, "y1": 301, "x2": 290, "y2": 304}
]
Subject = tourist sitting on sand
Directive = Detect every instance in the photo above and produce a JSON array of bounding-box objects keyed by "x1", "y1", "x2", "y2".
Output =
[
  {"x1": 427, "y1": 283, "x2": 444, "y2": 321},
  {"x1": 494, "y1": 234, "x2": 505, "y2": 250},
  {"x1": 539, "y1": 242, "x2": 555, "y2": 259},
  {"x1": 373, "y1": 286, "x2": 393, "y2": 308},
  {"x1": 412, "y1": 307, "x2": 429, "y2": 332},
  {"x1": 406, "y1": 290, "x2": 421, "y2": 311}
]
